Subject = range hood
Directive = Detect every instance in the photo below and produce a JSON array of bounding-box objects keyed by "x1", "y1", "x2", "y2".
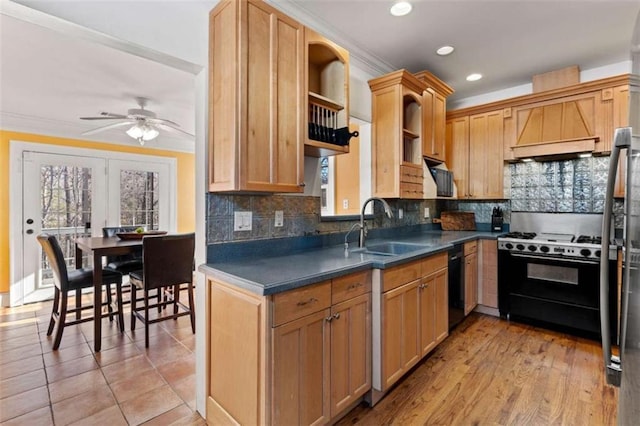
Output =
[{"x1": 512, "y1": 98, "x2": 598, "y2": 159}]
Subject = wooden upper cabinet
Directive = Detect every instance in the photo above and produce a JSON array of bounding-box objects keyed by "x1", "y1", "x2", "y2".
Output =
[
  {"x1": 613, "y1": 85, "x2": 630, "y2": 198},
  {"x1": 414, "y1": 70, "x2": 454, "y2": 163},
  {"x1": 469, "y1": 110, "x2": 504, "y2": 199},
  {"x1": 209, "y1": 0, "x2": 304, "y2": 193},
  {"x1": 445, "y1": 116, "x2": 469, "y2": 198},
  {"x1": 305, "y1": 27, "x2": 350, "y2": 157},
  {"x1": 369, "y1": 70, "x2": 426, "y2": 199}
]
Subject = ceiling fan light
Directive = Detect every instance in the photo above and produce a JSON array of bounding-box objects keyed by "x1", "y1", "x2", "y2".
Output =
[
  {"x1": 126, "y1": 124, "x2": 144, "y2": 139},
  {"x1": 142, "y1": 125, "x2": 159, "y2": 141}
]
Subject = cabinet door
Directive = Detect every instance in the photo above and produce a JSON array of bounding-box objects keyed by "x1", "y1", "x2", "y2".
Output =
[
  {"x1": 469, "y1": 110, "x2": 504, "y2": 199},
  {"x1": 464, "y1": 252, "x2": 478, "y2": 315},
  {"x1": 242, "y1": 0, "x2": 304, "y2": 192},
  {"x1": 330, "y1": 293, "x2": 371, "y2": 417},
  {"x1": 434, "y1": 268, "x2": 449, "y2": 344},
  {"x1": 419, "y1": 276, "x2": 436, "y2": 356},
  {"x1": 272, "y1": 308, "x2": 331, "y2": 426},
  {"x1": 433, "y1": 92, "x2": 446, "y2": 162},
  {"x1": 381, "y1": 280, "x2": 420, "y2": 390},
  {"x1": 445, "y1": 116, "x2": 469, "y2": 198},
  {"x1": 480, "y1": 240, "x2": 498, "y2": 308},
  {"x1": 422, "y1": 88, "x2": 435, "y2": 159}
]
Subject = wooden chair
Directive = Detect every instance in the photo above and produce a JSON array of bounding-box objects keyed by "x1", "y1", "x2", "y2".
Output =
[
  {"x1": 129, "y1": 233, "x2": 195, "y2": 348},
  {"x1": 37, "y1": 234, "x2": 124, "y2": 350}
]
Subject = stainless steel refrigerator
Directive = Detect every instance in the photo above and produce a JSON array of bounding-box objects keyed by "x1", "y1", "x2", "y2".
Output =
[{"x1": 600, "y1": 9, "x2": 640, "y2": 425}]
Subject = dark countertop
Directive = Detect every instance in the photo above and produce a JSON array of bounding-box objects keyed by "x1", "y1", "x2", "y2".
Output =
[{"x1": 199, "y1": 230, "x2": 500, "y2": 296}]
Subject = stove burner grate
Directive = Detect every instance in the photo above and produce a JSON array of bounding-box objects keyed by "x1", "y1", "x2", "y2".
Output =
[
  {"x1": 576, "y1": 235, "x2": 602, "y2": 245},
  {"x1": 503, "y1": 232, "x2": 537, "y2": 240}
]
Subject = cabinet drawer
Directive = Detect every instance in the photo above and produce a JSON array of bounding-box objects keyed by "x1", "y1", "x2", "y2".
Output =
[
  {"x1": 332, "y1": 270, "x2": 372, "y2": 305},
  {"x1": 464, "y1": 241, "x2": 478, "y2": 255},
  {"x1": 421, "y1": 252, "x2": 447, "y2": 275},
  {"x1": 400, "y1": 165, "x2": 424, "y2": 184},
  {"x1": 400, "y1": 183, "x2": 424, "y2": 199},
  {"x1": 382, "y1": 259, "x2": 421, "y2": 292},
  {"x1": 272, "y1": 281, "x2": 331, "y2": 326}
]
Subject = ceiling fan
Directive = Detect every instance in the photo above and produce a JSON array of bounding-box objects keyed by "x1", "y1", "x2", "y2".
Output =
[{"x1": 80, "y1": 97, "x2": 194, "y2": 145}]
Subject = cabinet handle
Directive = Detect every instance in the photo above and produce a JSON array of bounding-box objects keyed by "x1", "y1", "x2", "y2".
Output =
[
  {"x1": 325, "y1": 316, "x2": 333, "y2": 322},
  {"x1": 297, "y1": 297, "x2": 318, "y2": 307},
  {"x1": 299, "y1": 182, "x2": 306, "y2": 187},
  {"x1": 333, "y1": 313, "x2": 340, "y2": 320},
  {"x1": 347, "y1": 282, "x2": 363, "y2": 291}
]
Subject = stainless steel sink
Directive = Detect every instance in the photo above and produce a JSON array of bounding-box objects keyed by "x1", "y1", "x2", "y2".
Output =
[{"x1": 352, "y1": 242, "x2": 431, "y2": 256}]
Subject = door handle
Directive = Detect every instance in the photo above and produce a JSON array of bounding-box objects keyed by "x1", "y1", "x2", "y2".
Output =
[{"x1": 26, "y1": 218, "x2": 34, "y2": 225}]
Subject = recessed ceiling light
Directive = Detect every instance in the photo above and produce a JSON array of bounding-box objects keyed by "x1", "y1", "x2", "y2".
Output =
[
  {"x1": 436, "y1": 45, "x2": 454, "y2": 56},
  {"x1": 466, "y1": 73, "x2": 483, "y2": 82},
  {"x1": 390, "y1": 1, "x2": 412, "y2": 17}
]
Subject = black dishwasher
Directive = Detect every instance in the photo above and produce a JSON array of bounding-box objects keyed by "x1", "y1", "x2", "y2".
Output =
[{"x1": 448, "y1": 244, "x2": 465, "y2": 330}]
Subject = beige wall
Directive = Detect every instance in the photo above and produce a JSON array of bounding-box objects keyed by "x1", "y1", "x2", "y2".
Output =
[{"x1": 0, "y1": 130, "x2": 195, "y2": 295}]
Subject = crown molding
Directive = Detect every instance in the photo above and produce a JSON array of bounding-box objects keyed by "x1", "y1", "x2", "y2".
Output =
[{"x1": 267, "y1": 0, "x2": 394, "y2": 79}]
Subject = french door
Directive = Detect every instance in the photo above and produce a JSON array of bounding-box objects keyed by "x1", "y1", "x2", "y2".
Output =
[
  {"x1": 21, "y1": 152, "x2": 106, "y2": 304},
  {"x1": 12, "y1": 146, "x2": 175, "y2": 306}
]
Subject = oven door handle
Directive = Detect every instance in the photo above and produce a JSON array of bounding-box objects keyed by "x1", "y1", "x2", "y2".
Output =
[
  {"x1": 510, "y1": 252, "x2": 599, "y2": 265},
  {"x1": 599, "y1": 127, "x2": 630, "y2": 388}
]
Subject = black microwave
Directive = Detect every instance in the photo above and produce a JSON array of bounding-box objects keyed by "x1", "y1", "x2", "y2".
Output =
[{"x1": 430, "y1": 168, "x2": 453, "y2": 197}]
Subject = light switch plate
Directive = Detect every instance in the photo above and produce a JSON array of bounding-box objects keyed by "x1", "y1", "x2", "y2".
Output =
[
  {"x1": 234, "y1": 211, "x2": 252, "y2": 231},
  {"x1": 274, "y1": 210, "x2": 284, "y2": 227},
  {"x1": 424, "y1": 207, "x2": 430, "y2": 219},
  {"x1": 399, "y1": 208, "x2": 404, "y2": 219},
  {"x1": 343, "y1": 199, "x2": 349, "y2": 209}
]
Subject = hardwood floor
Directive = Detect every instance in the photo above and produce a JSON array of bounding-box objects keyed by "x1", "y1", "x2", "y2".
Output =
[{"x1": 337, "y1": 313, "x2": 618, "y2": 425}]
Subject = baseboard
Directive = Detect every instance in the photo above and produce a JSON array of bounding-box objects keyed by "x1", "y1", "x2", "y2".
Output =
[
  {"x1": 474, "y1": 304, "x2": 499, "y2": 317},
  {"x1": 0, "y1": 292, "x2": 10, "y2": 307}
]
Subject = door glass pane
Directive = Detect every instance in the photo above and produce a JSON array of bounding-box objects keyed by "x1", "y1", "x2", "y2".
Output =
[
  {"x1": 120, "y1": 170, "x2": 159, "y2": 230},
  {"x1": 40, "y1": 165, "x2": 92, "y2": 288}
]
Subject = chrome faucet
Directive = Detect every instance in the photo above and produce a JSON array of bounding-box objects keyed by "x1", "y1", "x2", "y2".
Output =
[{"x1": 341, "y1": 197, "x2": 394, "y2": 252}]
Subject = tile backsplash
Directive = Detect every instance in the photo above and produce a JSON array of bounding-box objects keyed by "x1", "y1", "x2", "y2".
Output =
[{"x1": 509, "y1": 156, "x2": 610, "y2": 213}]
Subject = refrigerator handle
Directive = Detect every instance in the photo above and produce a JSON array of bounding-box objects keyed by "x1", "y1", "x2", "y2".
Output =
[{"x1": 600, "y1": 127, "x2": 631, "y2": 387}]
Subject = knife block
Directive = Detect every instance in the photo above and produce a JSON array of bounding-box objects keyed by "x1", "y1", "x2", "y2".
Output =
[{"x1": 491, "y1": 216, "x2": 503, "y2": 232}]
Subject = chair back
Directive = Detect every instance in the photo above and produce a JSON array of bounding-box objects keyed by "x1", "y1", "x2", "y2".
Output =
[
  {"x1": 36, "y1": 234, "x2": 69, "y2": 291},
  {"x1": 103, "y1": 226, "x2": 143, "y2": 261},
  {"x1": 141, "y1": 233, "x2": 195, "y2": 290}
]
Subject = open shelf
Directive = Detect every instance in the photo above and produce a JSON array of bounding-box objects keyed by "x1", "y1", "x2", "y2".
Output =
[
  {"x1": 305, "y1": 139, "x2": 350, "y2": 157},
  {"x1": 402, "y1": 128, "x2": 420, "y2": 139},
  {"x1": 309, "y1": 91, "x2": 344, "y2": 111}
]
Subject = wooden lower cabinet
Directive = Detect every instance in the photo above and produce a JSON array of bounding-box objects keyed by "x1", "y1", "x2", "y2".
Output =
[
  {"x1": 464, "y1": 242, "x2": 478, "y2": 315},
  {"x1": 206, "y1": 271, "x2": 371, "y2": 426},
  {"x1": 375, "y1": 253, "x2": 449, "y2": 395},
  {"x1": 273, "y1": 308, "x2": 331, "y2": 426},
  {"x1": 381, "y1": 280, "x2": 421, "y2": 389},
  {"x1": 479, "y1": 240, "x2": 498, "y2": 309},
  {"x1": 330, "y1": 293, "x2": 372, "y2": 417}
]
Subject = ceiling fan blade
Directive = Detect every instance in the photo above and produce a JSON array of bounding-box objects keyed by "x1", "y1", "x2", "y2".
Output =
[
  {"x1": 149, "y1": 117, "x2": 180, "y2": 127},
  {"x1": 80, "y1": 112, "x2": 128, "y2": 120},
  {"x1": 158, "y1": 123, "x2": 195, "y2": 139},
  {"x1": 81, "y1": 120, "x2": 134, "y2": 136}
]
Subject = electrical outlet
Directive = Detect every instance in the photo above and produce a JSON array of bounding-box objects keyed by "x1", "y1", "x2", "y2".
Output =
[
  {"x1": 399, "y1": 208, "x2": 404, "y2": 219},
  {"x1": 424, "y1": 207, "x2": 430, "y2": 219},
  {"x1": 343, "y1": 199, "x2": 349, "y2": 210},
  {"x1": 274, "y1": 210, "x2": 284, "y2": 227},
  {"x1": 234, "y1": 211, "x2": 252, "y2": 231}
]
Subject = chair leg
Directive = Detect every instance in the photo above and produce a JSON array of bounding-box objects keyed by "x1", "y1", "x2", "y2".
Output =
[
  {"x1": 173, "y1": 284, "x2": 180, "y2": 319},
  {"x1": 188, "y1": 282, "x2": 195, "y2": 334},
  {"x1": 157, "y1": 287, "x2": 162, "y2": 313},
  {"x1": 75, "y1": 289, "x2": 82, "y2": 320},
  {"x1": 131, "y1": 285, "x2": 137, "y2": 331},
  {"x1": 115, "y1": 282, "x2": 124, "y2": 333},
  {"x1": 47, "y1": 287, "x2": 60, "y2": 336},
  {"x1": 106, "y1": 283, "x2": 114, "y2": 322},
  {"x1": 53, "y1": 291, "x2": 68, "y2": 350},
  {"x1": 144, "y1": 289, "x2": 150, "y2": 348}
]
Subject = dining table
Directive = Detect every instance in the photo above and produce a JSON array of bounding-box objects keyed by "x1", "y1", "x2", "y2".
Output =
[{"x1": 74, "y1": 236, "x2": 142, "y2": 352}]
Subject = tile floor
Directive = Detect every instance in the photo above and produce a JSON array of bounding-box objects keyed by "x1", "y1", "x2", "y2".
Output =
[{"x1": 0, "y1": 292, "x2": 205, "y2": 425}]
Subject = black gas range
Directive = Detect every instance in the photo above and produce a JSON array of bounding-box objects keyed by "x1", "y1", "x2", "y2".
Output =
[
  {"x1": 497, "y1": 213, "x2": 618, "y2": 340},
  {"x1": 498, "y1": 231, "x2": 612, "y2": 261}
]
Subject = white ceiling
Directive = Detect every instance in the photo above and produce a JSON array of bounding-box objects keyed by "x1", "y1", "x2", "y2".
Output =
[{"x1": 1, "y1": 0, "x2": 639, "y2": 152}]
